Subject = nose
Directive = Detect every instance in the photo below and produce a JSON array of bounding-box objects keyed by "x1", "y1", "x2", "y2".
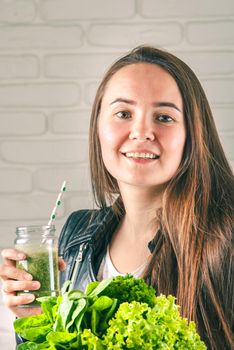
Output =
[{"x1": 129, "y1": 117, "x2": 155, "y2": 142}]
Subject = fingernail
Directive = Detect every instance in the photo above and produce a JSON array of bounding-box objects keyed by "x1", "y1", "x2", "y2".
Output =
[
  {"x1": 26, "y1": 294, "x2": 35, "y2": 301},
  {"x1": 18, "y1": 253, "x2": 25, "y2": 260},
  {"x1": 32, "y1": 281, "x2": 40, "y2": 289}
]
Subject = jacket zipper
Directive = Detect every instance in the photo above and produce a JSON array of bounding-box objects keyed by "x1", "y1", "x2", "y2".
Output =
[
  {"x1": 69, "y1": 242, "x2": 88, "y2": 290},
  {"x1": 64, "y1": 235, "x2": 92, "y2": 254}
]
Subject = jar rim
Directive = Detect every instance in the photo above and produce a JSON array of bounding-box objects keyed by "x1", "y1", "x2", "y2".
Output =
[{"x1": 16, "y1": 225, "x2": 55, "y2": 235}]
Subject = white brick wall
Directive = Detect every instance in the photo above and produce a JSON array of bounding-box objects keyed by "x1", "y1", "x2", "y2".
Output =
[{"x1": 0, "y1": 1, "x2": 233, "y2": 348}]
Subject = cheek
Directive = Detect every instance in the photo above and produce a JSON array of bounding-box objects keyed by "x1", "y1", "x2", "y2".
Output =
[
  {"x1": 159, "y1": 128, "x2": 186, "y2": 159},
  {"x1": 169, "y1": 127, "x2": 186, "y2": 147},
  {"x1": 98, "y1": 121, "x2": 124, "y2": 148},
  {"x1": 99, "y1": 126, "x2": 115, "y2": 146},
  {"x1": 171, "y1": 135, "x2": 186, "y2": 152}
]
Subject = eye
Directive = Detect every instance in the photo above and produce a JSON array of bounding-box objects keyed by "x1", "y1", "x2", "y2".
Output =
[
  {"x1": 157, "y1": 114, "x2": 173, "y2": 123},
  {"x1": 115, "y1": 111, "x2": 131, "y2": 119}
]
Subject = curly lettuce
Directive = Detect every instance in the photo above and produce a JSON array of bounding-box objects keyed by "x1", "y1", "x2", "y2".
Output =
[
  {"x1": 100, "y1": 274, "x2": 156, "y2": 307},
  {"x1": 102, "y1": 296, "x2": 206, "y2": 350}
]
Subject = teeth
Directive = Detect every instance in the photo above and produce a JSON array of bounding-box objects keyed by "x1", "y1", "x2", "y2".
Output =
[{"x1": 125, "y1": 152, "x2": 159, "y2": 159}]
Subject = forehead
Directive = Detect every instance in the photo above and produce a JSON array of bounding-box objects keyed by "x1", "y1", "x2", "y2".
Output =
[{"x1": 102, "y1": 63, "x2": 182, "y2": 105}]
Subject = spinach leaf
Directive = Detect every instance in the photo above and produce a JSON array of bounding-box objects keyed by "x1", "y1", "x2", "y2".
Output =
[
  {"x1": 61, "y1": 280, "x2": 71, "y2": 295},
  {"x1": 36, "y1": 296, "x2": 57, "y2": 304},
  {"x1": 99, "y1": 298, "x2": 118, "y2": 333},
  {"x1": 85, "y1": 281, "x2": 99, "y2": 296},
  {"x1": 75, "y1": 306, "x2": 87, "y2": 332},
  {"x1": 67, "y1": 289, "x2": 84, "y2": 300},
  {"x1": 88, "y1": 277, "x2": 113, "y2": 298},
  {"x1": 66, "y1": 297, "x2": 87, "y2": 331},
  {"x1": 83, "y1": 297, "x2": 118, "y2": 337},
  {"x1": 57, "y1": 293, "x2": 75, "y2": 330},
  {"x1": 53, "y1": 314, "x2": 64, "y2": 332},
  {"x1": 40, "y1": 298, "x2": 57, "y2": 324},
  {"x1": 91, "y1": 308, "x2": 100, "y2": 335},
  {"x1": 91, "y1": 296, "x2": 113, "y2": 312}
]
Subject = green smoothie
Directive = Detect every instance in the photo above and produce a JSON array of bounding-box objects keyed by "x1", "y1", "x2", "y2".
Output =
[{"x1": 16, "y1": 246, "x2": 59, "y2": 306}]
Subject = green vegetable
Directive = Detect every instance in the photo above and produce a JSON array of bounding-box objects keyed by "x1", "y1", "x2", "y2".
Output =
[
  {"x1": 37, "y1": 297, "x2": 57, "y2": 324},
  {"x1": 17, "y1": 341, "x2": 52, "y2": 349},
  {"x1": 46, "y1": 331, "x2": 78, "y2": 347},
  {"x1": 81, "y1": 329, "x2": 104, "y2": 350},
  {"x1": 102, "y1": 297, "x2": 206, "y2": 349},
  {"x1": 101, "y1": 274, "x2": 156, "y2": 307},
  {"x1": 14, "y1": 314, "x2": 52, "y2": 342},
  {"x1": 14, "y1": 276, "x2": 207, "y2": 349}
]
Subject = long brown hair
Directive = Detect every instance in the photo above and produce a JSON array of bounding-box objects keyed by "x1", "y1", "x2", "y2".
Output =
[{"x1": 89, "y1": 46, "x2": 234, "y2": 349}]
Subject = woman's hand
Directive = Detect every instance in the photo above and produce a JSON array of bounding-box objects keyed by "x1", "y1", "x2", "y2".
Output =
[{"x1": 0, "y1": 248, "x2": 66, "y2": 318}]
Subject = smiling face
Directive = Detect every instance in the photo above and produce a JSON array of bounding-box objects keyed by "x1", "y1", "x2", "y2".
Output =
[{"x1": 98, "y1": 63, "x2": 186, "y2": 192}]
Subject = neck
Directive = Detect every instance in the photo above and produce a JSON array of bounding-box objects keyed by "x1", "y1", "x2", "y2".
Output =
[{"x1": 118, "y1": 184, "x2": 163, "y2": 242}]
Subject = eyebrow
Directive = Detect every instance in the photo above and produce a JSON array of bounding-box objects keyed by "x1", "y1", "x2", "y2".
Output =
[{"x1": 110, "y1": 98, "x2": 182, "y2": 113}]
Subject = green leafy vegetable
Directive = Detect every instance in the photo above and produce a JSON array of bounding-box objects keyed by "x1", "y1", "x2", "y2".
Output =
[
  {"x1": 14, "y1": 314, "x2": 52, "y2": 342},
  {"x1": 101, "y1": 274, "x2": 156, "y2": 307},
  {"x1": 17, "y1": 341, "x2": 52, "y2": 349},
  {"x1": 81, "y1": 329, "x2": 104, "y2": 350},
  {"x1": 102, "y1": 297, "x2": 207, "y2": 349},
  {"x1": 37, "y1": 297, "x2": 57, "y2": 324},
  {"x1": 14, "y1": 275, "x2": 207, "y2": 349},
  {"x1": 66, "y1": 297, "x2": 86, "y2": 331}
]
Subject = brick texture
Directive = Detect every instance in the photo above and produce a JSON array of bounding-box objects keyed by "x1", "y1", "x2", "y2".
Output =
[
  {"x1": 0, "y1": 112, "x2": 46, "y2": 135},
  {"x1": 0, "y1": 26, "x2": 83, "y2": 49},
  {"x1": 0, "y1": 169, "x2": 32, "y2": 193},
  {"x1": 219, "y1": 134, "x2": 234, "y2": 160},
  {"x1": 45, "y1": 54, "x2": 121, "y2": 78},
  {"x1": 0, "y1": 55, "x2": 39, "y2": 79},
  {"x1": 140, "y1": 0, "x2": 234, "y2": 18},
  {"x1": 41, "y1": 0, "x2": 136, "y2": 20},
  {"x1": 212, "y1": 107, "x2": 234, "y2": 132},
  {"x1": 88, "y1": 23, "x2": 182, "y2": 47},
  {"x1": 187, "y1": 21, "x2": 234, "y2": 46},
  {"x1": 201, "y1": 79, "x2": 234, "y2": 104},
  {"x1": 0, "y1": 83, "x2": 80, "y2": 107},
  {"x1": 0, "y1": 0, "x2": 36, "y2": 23},
  {"x1": 0, "y1": 194, "x2": 65, "y2": 221},
  {"x1": 51, "y1": 110, "x2": 90, "y2": 135},
  {"x1": 174, "y1": 51, "x2": 234, "y2": 77},
  {"x1": 1, "y1": 140, "x2": 88, "y2": 164},
  {"x1": 35, "y1": 165, "x2": 91, "y2": 192}
]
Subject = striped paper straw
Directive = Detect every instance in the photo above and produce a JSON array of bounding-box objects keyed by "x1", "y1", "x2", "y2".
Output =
[{"x1": 47, "y1": 180, "x2": 67, "y2": 227}]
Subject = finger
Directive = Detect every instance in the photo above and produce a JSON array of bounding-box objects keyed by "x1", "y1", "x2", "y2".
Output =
[
  {"x1": 2, "y1": 292, "x2": 36, "y2": 308},
  {"x1": 0, "y1": 265, "x2": 32, "y2": 281},
  {"x1": 2, "y1": 248, "x2": 26, "y2": 261},
  {"x1": 1, "y1": 248, "x2": 26, "y2": 266},
  {"x1": 58, "y1": 257, "x2": 66, "y2": 272},
  {"x1": 2, "y1": 280, "x2": 40, "y2": 293},
  {"x1": 9, "y1": 305, "x2": 42, "y2": 318}
]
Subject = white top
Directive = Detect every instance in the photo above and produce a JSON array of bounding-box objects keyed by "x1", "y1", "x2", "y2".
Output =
[{"x1": 97, "y1": 245, "x2": 147, "y2": 280}]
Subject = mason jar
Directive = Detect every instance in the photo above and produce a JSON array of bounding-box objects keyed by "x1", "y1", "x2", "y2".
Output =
[{"x1": 14, "y1": 225, "x2": 59, "y2": 306}]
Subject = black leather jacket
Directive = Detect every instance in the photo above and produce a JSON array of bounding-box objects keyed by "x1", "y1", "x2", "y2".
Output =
[{"x1": 58, "y1": 207, "x2": 121, "y2": 291}]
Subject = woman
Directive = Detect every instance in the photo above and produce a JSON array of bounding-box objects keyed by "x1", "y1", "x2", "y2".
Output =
[{"x1": 0, "y1": 46, "x2": 233, "y2": 349}]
